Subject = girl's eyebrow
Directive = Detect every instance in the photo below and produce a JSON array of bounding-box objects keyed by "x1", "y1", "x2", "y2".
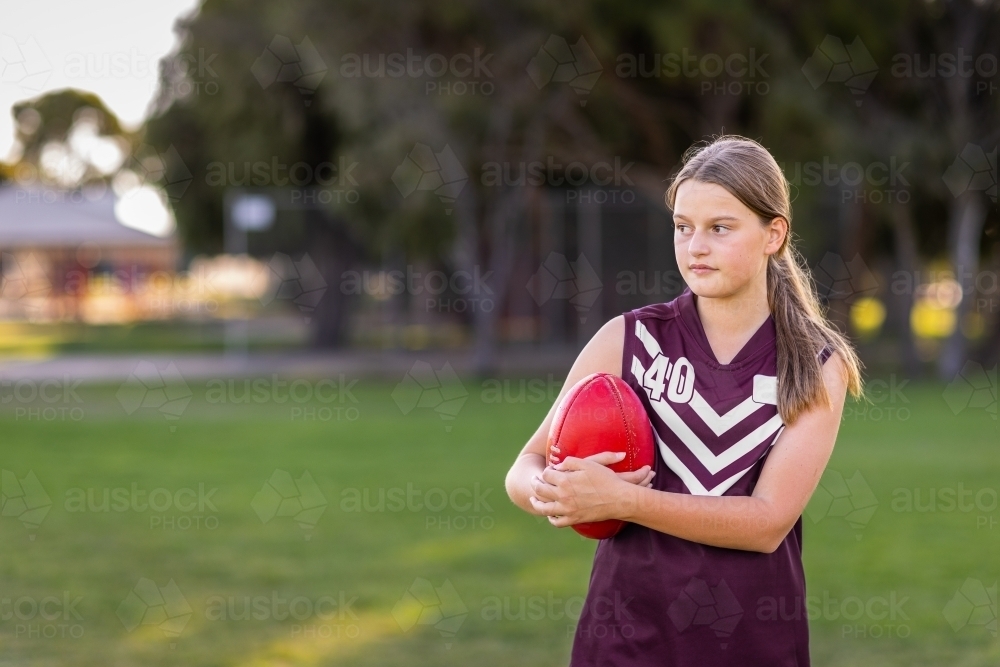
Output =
[{"x1": 672, "y1": 214, "x2": 740, "y2": 222}]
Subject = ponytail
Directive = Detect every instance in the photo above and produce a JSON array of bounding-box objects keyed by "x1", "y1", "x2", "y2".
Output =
[{"x1": 768, "y1": 243, "x2": 862, "y2": 422}]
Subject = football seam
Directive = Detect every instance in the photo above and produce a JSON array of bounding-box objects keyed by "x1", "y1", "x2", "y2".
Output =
[{"x1": 605, "y1": 375, "x2": 634, "y2": 471}]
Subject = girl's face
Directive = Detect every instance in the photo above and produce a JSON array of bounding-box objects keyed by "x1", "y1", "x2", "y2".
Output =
[{"x1": 672, "y1": 180, "x2": 786, "y2": 300}]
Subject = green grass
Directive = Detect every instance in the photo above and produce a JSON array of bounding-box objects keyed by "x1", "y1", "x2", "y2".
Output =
[{"x1": 0, "y1": 379, "x2": 995, "y2": 666}]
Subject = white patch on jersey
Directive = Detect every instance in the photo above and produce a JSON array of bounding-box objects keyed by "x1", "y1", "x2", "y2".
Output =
[{"x1": 752, "y1": 374, "x2": 778, "y2": 405}]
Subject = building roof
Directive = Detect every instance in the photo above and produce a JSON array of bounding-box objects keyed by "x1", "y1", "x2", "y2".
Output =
[{"x1": 0, "y1": 185, "x2": 176, "y2": 248}]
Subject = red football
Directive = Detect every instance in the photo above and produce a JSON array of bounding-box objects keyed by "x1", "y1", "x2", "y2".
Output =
[{"x1": 546, "y1": 372, "x2": 656, "y2": 539}]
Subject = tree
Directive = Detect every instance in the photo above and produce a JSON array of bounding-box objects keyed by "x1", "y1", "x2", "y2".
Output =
[{"x1": 10, "y1": 89, "x2": 129, "y2": 188}]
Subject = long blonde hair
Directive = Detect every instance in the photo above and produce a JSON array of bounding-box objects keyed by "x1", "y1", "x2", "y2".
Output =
[{"x1": 664, "y1": 135, "x2": 862, "y2": 423}]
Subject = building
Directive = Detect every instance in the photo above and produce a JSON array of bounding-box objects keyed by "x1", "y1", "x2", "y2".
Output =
[{"x1": 0, "y1": 185, "x2": 179, "y2": 323}]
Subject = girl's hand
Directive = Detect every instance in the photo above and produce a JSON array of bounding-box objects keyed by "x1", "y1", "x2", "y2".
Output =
[
  {"x1": 529, "y1": 451, "x2": 654, "y2": 527},
  {"x1": 548, "y1": 446, "x2": 655, "y2": 488}
]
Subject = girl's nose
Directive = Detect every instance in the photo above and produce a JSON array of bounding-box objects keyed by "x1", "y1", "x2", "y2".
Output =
[{"x1": 688, "y1": 230, "x2": 710, "y2": 256}]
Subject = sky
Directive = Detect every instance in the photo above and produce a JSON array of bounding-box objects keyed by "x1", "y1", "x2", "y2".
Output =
[{"x1": 1, "y1": 0, "x2": 202, "y2": 161}]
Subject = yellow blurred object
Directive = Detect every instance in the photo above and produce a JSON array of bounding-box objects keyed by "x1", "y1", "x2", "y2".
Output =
[
  {"x1": 911, "y1": 300, "x2": 956, "y2": 339},
  {"x1": 0, "y1": 322, "x2": 60, "y2": 357},
  {"x1": 850, "y1": 297, "x2": 886, "y2": 337}
]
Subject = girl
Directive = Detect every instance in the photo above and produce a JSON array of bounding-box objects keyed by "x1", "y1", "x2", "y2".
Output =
[{"x1": 505, "y1": 135, "x2": 862, "y2": 666}]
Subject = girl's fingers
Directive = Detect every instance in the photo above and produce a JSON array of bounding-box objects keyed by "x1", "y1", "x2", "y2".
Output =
[
  {"x1": 530, "y1": 475, "x2": 558, "y2": 499},
  {"x1": 530, "y1": 495, "x2": 560, "y2": 516},
  {"x1": 583, "y1": 451, "x2": 627, "y2": 466},
  {"x1": 615, "y1": 466, "x2": 652, "y2": 484}
]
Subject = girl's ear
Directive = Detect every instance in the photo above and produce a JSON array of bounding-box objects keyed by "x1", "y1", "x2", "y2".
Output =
[{"x1": 764, "y1": 217, "x2": 788, "y2": 256}]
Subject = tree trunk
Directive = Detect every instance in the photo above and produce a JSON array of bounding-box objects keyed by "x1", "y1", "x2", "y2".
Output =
[
  {"x1": 308, "y1": 213, "x2": 359, "y2": 348},
  {"x1": 938, "y1": 192, "x2": 987, "y2": 379}
]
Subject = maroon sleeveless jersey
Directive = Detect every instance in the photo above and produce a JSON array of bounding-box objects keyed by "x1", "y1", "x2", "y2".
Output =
[{"x1": 569, "y1": 290, "x2": 810, "y2": 667}]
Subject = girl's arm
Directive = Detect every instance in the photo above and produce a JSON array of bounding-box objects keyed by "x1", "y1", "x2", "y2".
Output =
[
  {"x1": 505, "y1": 316, "x2": 654, "y2": 515},
  {"x1": 529, "y1": 352, "x2": 849, "y2": 553}
]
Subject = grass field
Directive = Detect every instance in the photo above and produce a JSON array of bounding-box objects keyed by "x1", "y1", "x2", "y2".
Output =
[{"x1": 0, "y1": 376, "x2": 995, "y2": 666}]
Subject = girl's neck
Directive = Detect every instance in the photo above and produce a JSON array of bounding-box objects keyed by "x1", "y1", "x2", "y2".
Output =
[{"x1": 695, "y1": 279, "x2": 771, "y2": 338}]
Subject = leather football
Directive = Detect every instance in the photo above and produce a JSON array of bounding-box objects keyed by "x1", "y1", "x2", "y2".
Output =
[{"x1": 546, "y1": 372, "x2": 656, "y2": 539}]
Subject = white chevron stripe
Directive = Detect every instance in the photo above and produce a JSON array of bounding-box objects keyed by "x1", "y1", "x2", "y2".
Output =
[
  {"x1": 654, "y1": 430, "x2": 755, "y2": 496},
  {"x1": 687, "y1": 391, "x2": 766, "y2": 436},
  {"x1": 649, "y1": 397, "x2": 784, "y2": 475},
  {"x1": 635, "y1": 320, "x2": 662, "y2": 358},
  {"x1": 631, "y1": 355, "x2": 646, "y2": 384}
]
